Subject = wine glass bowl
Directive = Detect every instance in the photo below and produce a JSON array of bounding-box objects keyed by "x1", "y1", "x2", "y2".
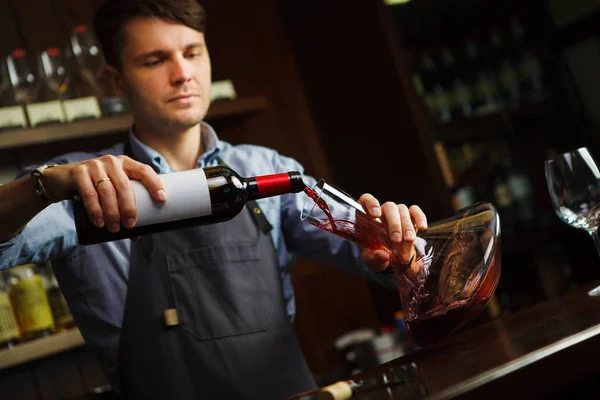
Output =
[
  {"x1": 38, "y1": 48, "x2": 69, "y2": 101},
  {"x1": 6, "y1": 49, "x2": 38, "y2": 105},
  {"x1": 302, "y1": 180, "x2": 502, "y2": 346},
  {"x1": 545, "y1": 147, "x2": 600, "y2": 296},
  {"x1": 545, "y1": 148, "x2": 600, "y2": 231}
]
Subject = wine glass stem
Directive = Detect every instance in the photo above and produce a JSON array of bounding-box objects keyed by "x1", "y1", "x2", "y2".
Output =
[{"x1": 590, "y1": 229, "x2": 600, "y2": 258}]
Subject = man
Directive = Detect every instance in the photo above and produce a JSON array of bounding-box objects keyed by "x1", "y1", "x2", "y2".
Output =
[{"x1": 0, "y1": 0, "x2": 427, "y2": 398}]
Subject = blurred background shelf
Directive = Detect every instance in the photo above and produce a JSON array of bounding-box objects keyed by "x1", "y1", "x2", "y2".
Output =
[
  {"x1": 0, "y1": 95, "x2": 269, "y2": 151},
  {"x1": 433, "y1": 100, "x2": 557, "y2": 144},
  {"x1": 0, "y1": 329, "x2": 85, "y2": 371}
]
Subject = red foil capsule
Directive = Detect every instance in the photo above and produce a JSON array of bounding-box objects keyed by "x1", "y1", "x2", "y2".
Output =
[{"x1": 255, "y1": 173, "x2": 291, "y2": 197}]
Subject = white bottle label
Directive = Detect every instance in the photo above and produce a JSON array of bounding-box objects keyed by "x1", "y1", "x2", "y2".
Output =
[
  {"x1": 0, "y1": 105, "x2": 27, "y2": 129},
  {"x1": 63, "y1": 96, "x2": 102, "y2": 122},
  {"x1": 26, "y1": 101, "x2": 66, "y2": 127},
  {"x1": 132, "y1": 169, "x2": 212, "y2": 227}
]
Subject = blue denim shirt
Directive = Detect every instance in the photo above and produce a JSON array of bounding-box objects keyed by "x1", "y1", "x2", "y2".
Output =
[{"x1": 0, "y1": 122, "x2": 394, "y2": 387}]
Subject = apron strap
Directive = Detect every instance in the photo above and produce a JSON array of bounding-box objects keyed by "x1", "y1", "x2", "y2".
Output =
[{"x1": 122, "y1": 137, "x2": 273, "y2": 235}]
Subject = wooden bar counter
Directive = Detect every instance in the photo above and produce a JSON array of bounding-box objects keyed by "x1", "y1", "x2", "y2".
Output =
[{"x1": 348, "y1": 283, "x2": 600, "y2": 399}]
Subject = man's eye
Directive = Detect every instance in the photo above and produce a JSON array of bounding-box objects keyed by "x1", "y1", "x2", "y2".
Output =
[
  {"x1": 144, "y1": 59, "x2": 162, "y2": 67},
  {"x1": 186, "y1": 53, "x2": 199, "y2": 59}
]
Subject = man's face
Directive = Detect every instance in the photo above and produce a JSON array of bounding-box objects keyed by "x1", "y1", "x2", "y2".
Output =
[{"x1": 115, "y1": 17, "x2": 211, "y2": 133}]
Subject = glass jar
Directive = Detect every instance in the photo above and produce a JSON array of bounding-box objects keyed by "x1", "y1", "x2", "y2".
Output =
[
  {"x1": 7, "y1": 264, "x2": 55, "y2": 340},
  {"x1": 0, "y1": 272, "x2": 21, "y2": 349}
]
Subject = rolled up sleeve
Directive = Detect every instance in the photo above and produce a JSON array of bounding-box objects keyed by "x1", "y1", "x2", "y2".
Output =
[{"x1": 0, "y1": 201, "x2": 78, "y2": 270}]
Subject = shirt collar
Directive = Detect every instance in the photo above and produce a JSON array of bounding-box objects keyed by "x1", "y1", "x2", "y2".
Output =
[{"x1": 127, "y1": 121, "x2": 222, "y2": 173}]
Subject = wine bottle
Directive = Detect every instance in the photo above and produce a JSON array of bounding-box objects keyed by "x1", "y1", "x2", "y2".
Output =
[
  {"x1": 461, "y1": 36, "x2": 501, "y2": 115},
  {"x1": 418, "y1": 49, "x2": 451, "y2": 123},
  {"x1": 508, "y1": 15, "x2": 545, "y2": 103},
  {"x1": 439, "y1": 45, "x2": 474, "y2": 118},
  {"x1": 72, "y1": 165, "x2": 305, "y2": 245},
  {"x1": 487, "y1": 25, "x2": 521, "y2": 107},
  {"x1": 287, "y1": 363, "x2": 420, "y2": 400}
]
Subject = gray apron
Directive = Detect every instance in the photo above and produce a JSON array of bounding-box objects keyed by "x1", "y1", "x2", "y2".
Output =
[{"x1": 117, "y1": 147, "x2": 316, "y2": 399}]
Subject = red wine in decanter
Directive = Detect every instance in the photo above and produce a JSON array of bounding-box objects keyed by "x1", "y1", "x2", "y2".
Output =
[{"x1": 405, "y1": 254, "x2": 501, "y2": 346}]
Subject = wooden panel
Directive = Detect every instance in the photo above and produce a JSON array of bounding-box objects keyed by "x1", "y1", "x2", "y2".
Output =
[
  {"x1": 291, "y1": 261, "x2": 380, "y2": 379},
  {"x1": 280, "y1": 0, "x2": 453, "y2": 219},
  {"x1": 0, "y1": 0, "x2": 23, "y2": 56},
  {"x1": 54, "y1": 0, "x2": 96, "y2": 29},
  {"x1": 0, "y1": 364, "x2": 40, "y2": 400},
  {"x1": 32, "y1": 351, "x2": 87, "y2": 400},
  {"x1": 74, "y1": 347, "x2": 110, "y2": 393},
  {"x1": 0, "y1": 329, "x2": 85, "y2": 371},
  {"x1": 349, "y1": 283, "x2": 600, "y2": 399},
  {"x1": 10, "y1": 0, "x2": 69, "y2": 52},
  {"x1": 200, "y1": 0, "x2": 333, "y2": 180}
]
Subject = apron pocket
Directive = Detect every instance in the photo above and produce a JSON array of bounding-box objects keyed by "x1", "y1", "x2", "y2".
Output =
[{"x1": 166, "y1": 244, "x2": 275, "y2": 340}]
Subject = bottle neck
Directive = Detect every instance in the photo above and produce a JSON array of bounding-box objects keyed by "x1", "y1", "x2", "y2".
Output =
[{"x1": 246, "y1": 171, "x2": 304, "y2": 200}]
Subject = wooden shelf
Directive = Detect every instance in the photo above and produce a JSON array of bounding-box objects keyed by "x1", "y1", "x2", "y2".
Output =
[
  {"x1": 0, "y1": 328, "x2": 85, "y2": 371},
  {"x1": 434, "y1": 113, "x2": 506, "y2": 144},
  {"x1": 433, "y1": 101, "x2": 556, "y2": 145},
  {"x1": 207, "y1": 96, "x2": 268, "y2": 119},
  {"x1": 0, "y1": 95, "x2": 269, "y2": 151}
]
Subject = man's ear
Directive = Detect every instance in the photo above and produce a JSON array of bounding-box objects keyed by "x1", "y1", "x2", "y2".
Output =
[{"x1": 105, "y1": 64, "x2": 125, "y2": 98}]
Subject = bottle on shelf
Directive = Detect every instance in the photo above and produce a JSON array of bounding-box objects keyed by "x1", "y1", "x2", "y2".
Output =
[
  {"x1": 418, "y1": 49, "x2": 452, "y2": 123},
  {"x1": 487, "y1": 24, "x2": 521, "y2": 108},
  {"x1": 461, "y1": 36, "x2": 502, "y2": 116},
  {"x1": 406, "y1": 50, "x2": 428, "y2": 111},
  {"x1": 0, "y1": 272, "x2": 21, "y2": 350},
  {"x1": 72, "y1": 165, "x2": 305, "y2": 245},
  {"x1": 507, "y1": 165, "x2": 535, "y2": 227},
  {"x1": 439, "y1": 44, "x2": 474, "y2": 118},
  {"x1": 42, "y1": 263, "x2": 75, "y2": 332},
  {"x1": 507, "y1": 15, "x2": 545, "y2": 103},
  {"x1": 7, "y1": 264, "x2": 55, "y2": 341},
  {"x1": 487, "y1": 147, "x2": 518, "y2": 236},
  {"x1": 0, "y1": 55, "x2": 28, "y2": 130},
  {"x1": 30, "y1": 47, "x2": 68, "y2": 126},
  {"x1": 453, "y1": 144, "x2": 480, "y2": 210}
]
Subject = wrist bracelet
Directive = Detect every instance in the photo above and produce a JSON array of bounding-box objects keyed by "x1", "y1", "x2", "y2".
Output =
[{"x1": 31, "y1": 164, "x2": 60, "y2": 203}]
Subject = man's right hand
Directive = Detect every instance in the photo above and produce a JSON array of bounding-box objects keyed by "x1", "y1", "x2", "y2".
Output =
[{"x1": 44, "y1": 155, "x2": 166, "y2": 232}]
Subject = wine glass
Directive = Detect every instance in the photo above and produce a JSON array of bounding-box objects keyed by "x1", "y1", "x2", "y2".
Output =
[
  {"x1": 37, "y1": 48, "x2": 69, "y2": 101},
  {"x1": 545, "y1": 147, "x2": 600, "y2": 296},
  {"x1": 6, "y1": 49, "x2": 38, "y2": 106}
]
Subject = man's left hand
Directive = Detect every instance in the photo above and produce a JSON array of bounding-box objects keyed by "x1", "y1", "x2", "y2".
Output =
[{"x1": 358, "y1": 194, "x2": 427, "y2": 272}]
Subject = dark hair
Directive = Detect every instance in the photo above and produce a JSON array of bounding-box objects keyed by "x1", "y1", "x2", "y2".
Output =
[{"x1": 93, "y1": 0, "x2": 207, "y2": 70}]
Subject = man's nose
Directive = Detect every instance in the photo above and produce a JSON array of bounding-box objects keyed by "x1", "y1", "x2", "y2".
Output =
[{"x1": 170, "y1": 56, "x2": 192, "y2": 85}]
